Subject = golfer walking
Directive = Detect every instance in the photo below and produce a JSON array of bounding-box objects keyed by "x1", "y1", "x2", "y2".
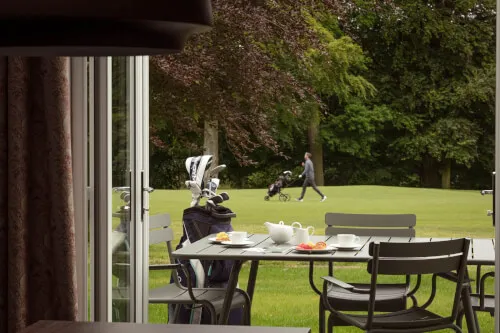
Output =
[{"x1": 296, "y1": 152, "x2": 327, "y2": 202}]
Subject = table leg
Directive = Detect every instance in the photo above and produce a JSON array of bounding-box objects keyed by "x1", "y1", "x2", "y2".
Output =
[
  {"x1": 461, "y1": 285, "x2": 479, "y2": 333},
  {"x1": 219, "y1": 260, "x2": 244, "y2": 325},
  {"x1": 247, "y1": 260, "x2": 260, "y2": 302}
]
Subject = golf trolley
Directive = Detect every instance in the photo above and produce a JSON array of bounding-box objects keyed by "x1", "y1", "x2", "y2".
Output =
[{"x1": 264, "y1": 170, "x2": 293, "y2": 202}]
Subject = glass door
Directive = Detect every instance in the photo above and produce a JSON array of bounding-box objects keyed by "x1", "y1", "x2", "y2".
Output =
[
  {"x1": 90, "y1": 56, "x2": 149, "y2": 323},
  {"x1": 109, "y1": 56, "x2": 150, "y2": 323}
]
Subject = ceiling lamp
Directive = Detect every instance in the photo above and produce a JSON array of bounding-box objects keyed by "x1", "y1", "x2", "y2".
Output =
[{"x1": 0, "y1": 1, "x2": 212, "y2": 56}]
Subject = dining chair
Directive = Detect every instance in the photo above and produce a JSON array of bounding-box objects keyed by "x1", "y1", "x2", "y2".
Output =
[
  {"x1": 321, "y1": 238, "x2": 470, "y2": 332},
  {"x1": 112, "y1": 213, "x2": 252, "y2": 324},
  {"x1": 309, "y1": 212, "x2": 419, "y2": 333}
]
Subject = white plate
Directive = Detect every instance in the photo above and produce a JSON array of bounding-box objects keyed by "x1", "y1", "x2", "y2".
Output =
[
  {"x1": 209, "y1": 237, "x2": 228, "y2": 243},
  {"x1": 294, "y1": 246, "x2": 335, "y2": 254},
  {"x1": 331, "y1": 243, "x2": 362, "y2": 250},
  {"x1": 209, "y1": 237, "x2": 249, "y2": 244},
  {"x1": 221, "y1": 240, "x2": 255, "y2": 247}
]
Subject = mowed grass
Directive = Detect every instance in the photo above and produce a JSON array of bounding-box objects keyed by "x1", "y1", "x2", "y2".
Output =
[{"x1": 142, "y1": 185, "x2": 495, "y2": 332}]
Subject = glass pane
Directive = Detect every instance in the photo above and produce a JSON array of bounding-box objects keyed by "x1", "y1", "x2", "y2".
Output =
[{"x1": 110, "y1": 56, "x2": 134, "y2": 322}]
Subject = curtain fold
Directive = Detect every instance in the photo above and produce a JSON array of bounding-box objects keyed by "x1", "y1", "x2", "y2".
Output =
[{"x1": 0, "y1": 57, "x2": 77, "y2": 333}]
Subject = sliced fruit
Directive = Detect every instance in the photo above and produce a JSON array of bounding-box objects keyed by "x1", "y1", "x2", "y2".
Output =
[{"x1": 300, "y1": 243, "x2": 313, "y2": 249}]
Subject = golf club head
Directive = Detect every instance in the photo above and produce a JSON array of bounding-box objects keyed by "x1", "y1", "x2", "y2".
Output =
[
  {"x1": 202, "y1": 188, "x2": 218, "y2": 198},
  {"x1": 209, "y1": 195, "x2": 224, "y2": 205},
  {"x1": 205, "y1": 199, "x2": 217, "y2": 210},
  {"x1": 208, "y1": 164, "x2": 226, "y2": 178},
  {"x1": 219, "y1": 192, "x2": 230, "y2": 201}
]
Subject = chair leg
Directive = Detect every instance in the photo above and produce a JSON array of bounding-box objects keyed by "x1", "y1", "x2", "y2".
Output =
[
  {"x1": 456, "y1": 310, "x2": 464, "y2": 329},
  {"x1": 327, "y1": 313, "x2": 334, "y2": 333},
  {"x1": 244, "y1": 304, "x2": 251, "y2": 326},
  {"x1": 452, "y1": 324, "x2": 463, "y2": 333},
  {"x1": 472, "y1": 310, "x2": 481, "y2": 333},
  {"x1": 318, "y1": 299, "x2": 325, "y2": 333}
]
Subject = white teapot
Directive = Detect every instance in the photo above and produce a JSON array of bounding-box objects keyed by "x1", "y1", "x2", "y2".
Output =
[{"x1": 264, "y1": 221, "x2": 294, "y2": 244}]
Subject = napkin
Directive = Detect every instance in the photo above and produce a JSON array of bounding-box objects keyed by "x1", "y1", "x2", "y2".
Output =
[{"x1": 244, "y1": 248, "x2": 266, "y2": 253}]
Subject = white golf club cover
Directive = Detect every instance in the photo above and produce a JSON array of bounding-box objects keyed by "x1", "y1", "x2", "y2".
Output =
[{"x1": 185, "y1": 180, "x2": 202, "y2": 207}]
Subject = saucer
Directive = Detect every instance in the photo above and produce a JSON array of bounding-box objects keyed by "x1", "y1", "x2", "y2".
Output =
[
  {"x1": 209, "y1": 237, "x2": 249, "y2": 244},
  {"x1": 221, "y1": 240, "x2": 255, "y2": 247},
  {"x1": 331, "y1": 243, "x2": 361, "y2": 250}
]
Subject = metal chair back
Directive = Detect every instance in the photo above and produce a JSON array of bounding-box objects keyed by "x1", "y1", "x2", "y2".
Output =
[
  {"x1": 149, "y1": 213, "x2": 175, "y2": 263},
  {"x1": 325, "y1": 212, "x2": 416, "y2": 237}
]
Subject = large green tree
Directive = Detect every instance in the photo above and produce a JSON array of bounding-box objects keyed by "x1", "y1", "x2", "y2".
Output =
[{"x1": 341, "y1": 0, "x2": 496, "y2": 188}]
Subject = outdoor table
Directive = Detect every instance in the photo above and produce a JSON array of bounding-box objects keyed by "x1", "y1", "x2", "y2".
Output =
[
  {"x1": 21, "y1": 320, "x2": 311, "y2": 333},
  {"x1": 172, "y1": 234, "x2": 495, "y2": 332}
]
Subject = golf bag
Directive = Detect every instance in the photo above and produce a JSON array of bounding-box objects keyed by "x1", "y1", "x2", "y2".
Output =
[{"x1": 169, "y1": 205, "x2": 244, "y2": 324}]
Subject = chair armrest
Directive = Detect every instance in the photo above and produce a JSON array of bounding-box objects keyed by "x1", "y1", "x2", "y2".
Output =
[
  {"x1": 479, "y1": 271, "x2": 495, "y2": 308},
  {"x1": 321, "y1": 276, "x2": 370, "y2": 294},
  {"x1": 308, "y1": 262, "x2": 321, "y2": 295},
  {"x1": 148, "y1": 263, "x2": 202, "y2": 302},
  {"x1": 149, "y1": 264, "x2": 181, "y2": 271},
  {"x1": 436, "y1": 272, "x2": 472, "y2": 285}
]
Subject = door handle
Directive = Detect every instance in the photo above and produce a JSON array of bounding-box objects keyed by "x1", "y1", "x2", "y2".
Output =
[
  {"x1": 143, "y1": 187, "x2": 154, "y2": 193},
  {"x1": 141, "y1": 172, "x2": 154, "y2": 221}
]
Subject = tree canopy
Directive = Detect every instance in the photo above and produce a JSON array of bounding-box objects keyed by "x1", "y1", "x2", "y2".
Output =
[{"x1": 147, "y1": 0, "x2": 496, "y2": 190}]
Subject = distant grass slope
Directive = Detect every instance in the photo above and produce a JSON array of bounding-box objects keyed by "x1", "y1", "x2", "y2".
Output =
[
  {"x1": 149, "y1": 185, "x2": 494, "y2": 238},
  {"x1": 144, "y1": 186, "x2": 495, "y2": 332}
]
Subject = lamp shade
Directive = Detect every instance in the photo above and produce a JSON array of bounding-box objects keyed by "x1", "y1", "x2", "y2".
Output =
[{"x1": 0, "y1": 1, "x2": 212, "y2": 56}]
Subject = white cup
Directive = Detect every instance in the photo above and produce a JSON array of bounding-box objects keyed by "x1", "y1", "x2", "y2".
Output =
[
  {"x1": 230, "y1": 231, "x2": 247, "y2": 244},
  {"x1": 337, "y1": 234, "x2": 360, "y2": 247}
]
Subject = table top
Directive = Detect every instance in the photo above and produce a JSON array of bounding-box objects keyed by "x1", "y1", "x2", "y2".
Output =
[
  {"x1": 22, "y1": 321, "x2": 311, "y2": 333},
  {"x1": 172, "y1": 234, "x2": 495, "y2": 265}
]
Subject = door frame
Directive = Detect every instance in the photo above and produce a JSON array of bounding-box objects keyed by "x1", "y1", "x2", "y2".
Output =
[
  {"x1": 71, "y1": 57, "x2": 89, "y2": 322},
  {"x1": 72, "y1": 56, "x2": 150, "y2": 322},
  {"x1": 495, "y1": 0, "x2": 500, "y2": 328}
]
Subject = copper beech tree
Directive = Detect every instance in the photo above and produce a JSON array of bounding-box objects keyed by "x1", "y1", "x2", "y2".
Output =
[{"x1": 150, "y1": 0, "x2": 371, "y2": 167}]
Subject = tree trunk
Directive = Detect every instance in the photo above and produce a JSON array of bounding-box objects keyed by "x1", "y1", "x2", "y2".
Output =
[
  {"x1": 421, "y1": 155, "x2": 440, "y2": 188},
  {"x1": 307, "y1": 113, "x2": 324, "y2": 186},
  {"x1": 441, "y1": 159, "x2": 451, "y2": 189},
  {"x1": 203, "y1": 120, "x2": 219, "y2": 173}
]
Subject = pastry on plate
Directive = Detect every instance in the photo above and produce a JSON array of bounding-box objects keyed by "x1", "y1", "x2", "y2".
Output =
[{"x1": 215, "y1": 232, "x2": 230, "y2": 242}]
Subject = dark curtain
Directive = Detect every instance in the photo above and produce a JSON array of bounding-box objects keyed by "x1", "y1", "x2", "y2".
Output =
[{"x1": 0, "y1": 57, "x2": 77, "y2": 333}]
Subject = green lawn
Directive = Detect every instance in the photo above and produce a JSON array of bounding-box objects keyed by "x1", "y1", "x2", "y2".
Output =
[{"x1": 143, "y1": 185, "x2": 495, "y2": 332}]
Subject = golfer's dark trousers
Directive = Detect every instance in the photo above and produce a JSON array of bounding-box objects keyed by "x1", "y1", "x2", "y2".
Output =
[{"x1": 299, "y1": 177, "x2": 324, "y2": 199}]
